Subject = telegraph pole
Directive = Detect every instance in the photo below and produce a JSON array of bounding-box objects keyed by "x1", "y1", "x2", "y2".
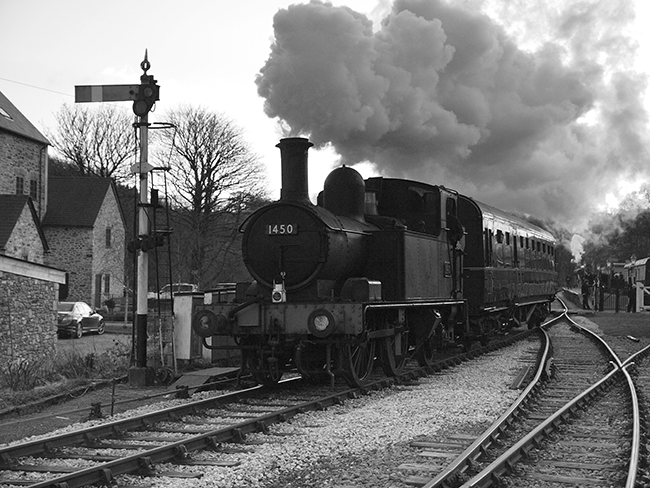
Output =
[{"x1": 75, "y1": 51, "x2": 160, "y2": 386}]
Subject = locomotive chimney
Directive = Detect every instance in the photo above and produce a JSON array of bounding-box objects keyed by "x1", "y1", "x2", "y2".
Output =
[{"x1": 277, "y1": 137, "x2": 314, "y2": 202}]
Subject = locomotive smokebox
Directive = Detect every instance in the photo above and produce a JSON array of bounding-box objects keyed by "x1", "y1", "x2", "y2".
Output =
[{"x1": 277, "y1": 137, "x2": 314, "y2": 203}]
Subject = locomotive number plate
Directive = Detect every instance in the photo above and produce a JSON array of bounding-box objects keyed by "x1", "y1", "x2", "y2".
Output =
[{"x1": 266, "y1": 223, "x2": 298, "y2": 235}]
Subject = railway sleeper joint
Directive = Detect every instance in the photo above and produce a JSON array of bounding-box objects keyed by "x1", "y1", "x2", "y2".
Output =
[
  {"x1": 255, "y1": 420, "x2": 269, "y2": 434},
  {"x1": 175, "y1": 386, "x2": 191, "y2": 399},
  {"x1": 43, "y1": 441, "x2": 55, "y2": 454},
  {"x1": 206, "y1": 436, "x2": 220, "y2": 451},
  {"x1": 0, "y1": 452, "x2": 14, "y2": 467},
  {"x1": 174, "y1": 444, "x2": 190, "y2": 461},
  {"x1": 137, "y1": 456, "x2": 157, "y2": 477},
  {"x1": 83, "y1": 432, "x2": 98, "y2": 447},
  {"x1": 99, "y1": 467, "x2": 114, "y2": 486},
  {"x1": 232, "y1": 428, "x2": 246, "y2": 443}
]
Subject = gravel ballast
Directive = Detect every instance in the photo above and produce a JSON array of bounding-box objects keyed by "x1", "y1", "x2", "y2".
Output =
[{"x1": 111, "y1": 340, "x2": 536, "y2": 488}]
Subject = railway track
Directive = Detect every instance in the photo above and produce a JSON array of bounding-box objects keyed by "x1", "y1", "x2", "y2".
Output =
[
  {"x1": 0, "y1": 329, "x2": 532, "y2": 488},
  {"x1": 406, "y1": 301, "x2": 644, "y2": 488}
]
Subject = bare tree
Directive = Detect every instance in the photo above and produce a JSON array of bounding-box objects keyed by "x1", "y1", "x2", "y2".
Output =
[
  {"x1": 154, "y1": 105, "x2": 267, "y2": 288},
  {"x1": 47, "y1": 104, "x2": 137, "y2": 181}
]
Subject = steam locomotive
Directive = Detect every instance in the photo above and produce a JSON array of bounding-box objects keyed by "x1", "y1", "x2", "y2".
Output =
[{"x1": 192, "y1": 137, "x2": 557, "y2": 387}]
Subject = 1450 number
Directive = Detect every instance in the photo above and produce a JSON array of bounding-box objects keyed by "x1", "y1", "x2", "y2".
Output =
[{"x1": 266, "y1": 224, "x2": 297, "y2": 235}]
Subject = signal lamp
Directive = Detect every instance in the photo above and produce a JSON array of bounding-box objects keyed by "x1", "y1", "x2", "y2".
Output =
[{"x1": 133, "y1": 83, "x2": 159, "y2": 117}]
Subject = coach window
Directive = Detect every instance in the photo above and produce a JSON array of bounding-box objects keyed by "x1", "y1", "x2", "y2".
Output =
[
  {"x1": 488, "y1": 230, "x2": 494, "y2": 265},
  {"x1": 484, "y1": 229, "x2": 490, "y2": 264},
  {"x1": 513, "y1": 233, "x2": 519, "y2": 267}
]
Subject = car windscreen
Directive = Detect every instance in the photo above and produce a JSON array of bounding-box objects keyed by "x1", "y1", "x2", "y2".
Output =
[{"x1": 58, "y1": 303, "x2": 74, "y2": 312}]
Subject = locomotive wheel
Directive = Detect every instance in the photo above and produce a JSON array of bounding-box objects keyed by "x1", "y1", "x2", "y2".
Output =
[
  {"x1": 339, "y1": 338, "x2": 375, "y2": 387},
  {"x1": 380, "y1": 331, "x2": 409, "y2": 376}
]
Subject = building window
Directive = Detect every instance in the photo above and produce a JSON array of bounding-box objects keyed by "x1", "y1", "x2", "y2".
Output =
[
  {"x1": 104, "y1": 274, "x2": 111, "y2": 294},
  {"x1": 15, "y1": 176, "x2": 24, "y2": 194},
  {"x1": 106, "y1": 227, "x2": 112, "y2": 248},
  {"x1": 30, "y1": 179, "x2": 38, "y2": 200}
]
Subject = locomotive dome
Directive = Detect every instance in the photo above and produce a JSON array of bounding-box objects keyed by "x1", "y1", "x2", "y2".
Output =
[{"x1": 323, "y1": 165, "x2": 366, "y2": 222}]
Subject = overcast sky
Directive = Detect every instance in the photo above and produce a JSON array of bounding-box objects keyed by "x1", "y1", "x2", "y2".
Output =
[{"x1": 2, "y1": 0, "x2": 649, "y2": 234}]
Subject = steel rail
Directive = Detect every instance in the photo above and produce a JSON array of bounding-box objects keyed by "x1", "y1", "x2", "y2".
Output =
[
  {"x1": 619, "y1": 362, "x2": 641, "y2": 488},
  {"x1": 459, "y1": 365, "x2": 624, "y2": 488},
  {"x1": 0, "y1": 329, "x2": 536, "y2": 487},
  {"x1": 563, "y1": 308, "x2": 624, "y2": 368},
  {"x1": 619, "y1": 344, "x2": 650, "y2": 488},
  {"x1": 455, "y1": 300, "x2": 640, "y2": 488},
  {"x1": 421, "y1": 310, "x2": 562, "y2": 488},
  {"x1": 23, "y1": 388, "x2": 365, "y2": 488},
  {"x1": 422, "y1": 327, "x2": 550, "y2": 488},
  {"x1": 0, "y1": 380, "x2": 271, "y2": 462}
]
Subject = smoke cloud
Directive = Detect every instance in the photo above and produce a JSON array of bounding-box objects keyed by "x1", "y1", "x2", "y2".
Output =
[{"x1": 256, "y1": 0, "x2": 649, "y2": 230}]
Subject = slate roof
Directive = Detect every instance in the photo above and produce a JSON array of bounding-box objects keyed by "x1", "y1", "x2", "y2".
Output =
[
  {"x1": 0, "y1": 90, "x2": 50, "y2": 145},
  {"x1": 0, "y1": 194, "x2": 48, "y2": 251},
  {"x1": 43, "y1": 176, "x2": 115, "y2": 227}
]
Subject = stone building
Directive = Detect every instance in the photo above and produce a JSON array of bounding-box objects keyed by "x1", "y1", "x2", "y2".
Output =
[
  {"x1": 0, "y1": 90, "x2": 65, "y2": 365},
  {"x1": 43, "y1": 176, "x2": 127, "y2": 308},
  {"x1": 0, "y1": 91, "x2": 48, "y2": 219}
]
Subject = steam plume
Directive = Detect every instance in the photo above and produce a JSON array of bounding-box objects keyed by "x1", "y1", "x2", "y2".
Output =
[{"x1": 256, "y1": 0, "x2": 649, "y2": 229}]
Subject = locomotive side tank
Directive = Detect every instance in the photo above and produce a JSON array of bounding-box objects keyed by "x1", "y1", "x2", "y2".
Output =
[{"x1": 192, "y1": 137, "x2": 557, "y2": 387}]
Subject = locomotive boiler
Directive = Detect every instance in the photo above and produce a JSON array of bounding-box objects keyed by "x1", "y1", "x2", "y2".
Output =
[{"x1": 192, "y1": 137, "x2": 557, "y2": 387}]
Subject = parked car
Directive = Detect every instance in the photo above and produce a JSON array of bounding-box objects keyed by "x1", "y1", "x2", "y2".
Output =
[
  {"x1": 147, "y1": 283, "x2": 198, "y2": 300},
  {"x1": 57, "y1": 301, "x2": 105, "y2": 339}
]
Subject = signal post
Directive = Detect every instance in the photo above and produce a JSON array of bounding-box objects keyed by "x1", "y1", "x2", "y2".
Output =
[{"x1": 75, "y1": 51, "x2": 160, "y2": 386}]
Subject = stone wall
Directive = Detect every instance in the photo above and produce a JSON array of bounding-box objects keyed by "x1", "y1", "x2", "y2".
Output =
[
  {"x1": 44, "y1": 226, "x2": 93, "y2": 303},
  {"x1": 0, "y1": 131, "x2": 47, "y2": 218},
  {"x1": 0, "y1": 270, "x2": 57, "y2": 366}
]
